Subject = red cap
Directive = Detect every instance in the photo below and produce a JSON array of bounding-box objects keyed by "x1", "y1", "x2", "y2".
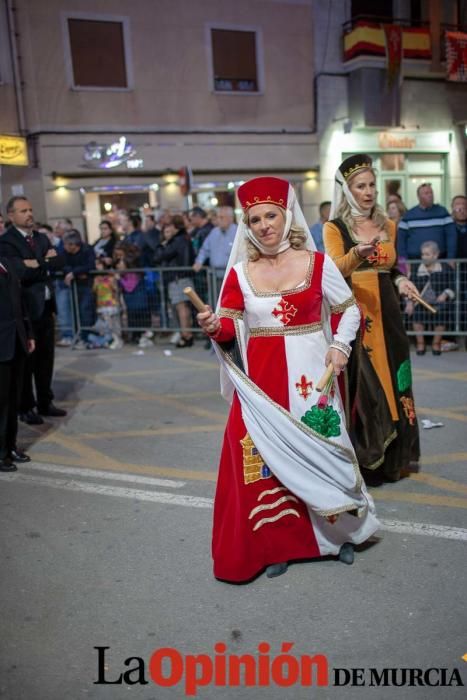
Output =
[{"x1": 238, "y1": 177, "x2": 289, "y2": 212}]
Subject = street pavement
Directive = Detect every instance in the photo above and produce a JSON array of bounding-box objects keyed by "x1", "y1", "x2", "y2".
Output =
[{"x1": 0, "y1": 341, "x2": 466, "y2": 700}]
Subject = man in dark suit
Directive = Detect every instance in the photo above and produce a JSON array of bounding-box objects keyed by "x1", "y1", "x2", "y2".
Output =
[
  {"x1": 0, "y1": 257, "x2": 35, "y2": 470},
  {"x1": 0, "y1": 196, "x2": 66, "y2": 424}
]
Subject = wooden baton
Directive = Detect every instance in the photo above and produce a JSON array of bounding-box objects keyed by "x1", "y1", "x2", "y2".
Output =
[
  {"x1": 183, "y1": 286, "x2": 209, "y2": 312},
  {"x1": 316, "y1": 363, "x2": 334, "y2": 392},
  {"x1": 411, "y1": 290, "x2": 437, "y2": 315}
]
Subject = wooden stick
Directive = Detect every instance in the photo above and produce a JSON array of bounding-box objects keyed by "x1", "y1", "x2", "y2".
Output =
[
  {"x1": 316, "y1": 363, "x2": 334, "y2": 392},
  {"x1": 411, "y1": 291, "x2": 437, "y2": 314},
  {"x1": 183, "y1": 286, "x2": 209, "y2": 312}
]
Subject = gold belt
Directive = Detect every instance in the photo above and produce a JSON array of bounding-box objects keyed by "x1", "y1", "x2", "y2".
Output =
[{"x1": 249, "y1": 322, "x2": 322, "y2": 337}]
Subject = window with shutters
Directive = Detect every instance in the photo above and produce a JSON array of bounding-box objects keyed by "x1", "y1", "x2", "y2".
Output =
[
  {"x1": 209, "y1": 27, "x2": 262, "y2": 93},
  {"x1": 62, "y1": 13, "x2": 132, "y2": 90}
]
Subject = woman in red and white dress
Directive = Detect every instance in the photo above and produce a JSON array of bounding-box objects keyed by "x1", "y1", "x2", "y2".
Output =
[{"x1": 197, "y1": 177, "x2": 379, "y2": 583}]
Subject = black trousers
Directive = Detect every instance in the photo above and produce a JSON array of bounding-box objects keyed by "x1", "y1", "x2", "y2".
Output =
[
  {"x1": 0, "y1": 341, "x2": 26, "y2": 459},
  {"x1": 20, "y1": 301, "x2": 55, "y2": 412}
]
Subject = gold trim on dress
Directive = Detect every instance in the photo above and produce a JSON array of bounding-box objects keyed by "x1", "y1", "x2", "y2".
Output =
[
  {"x1": 249, "y1": 322, "x2": 322, "y2": 337},
  {"x1": 252, "y1": 508, "x2": 300, "y2": 531},
  {"x1": 258, "y1": 486, "x2": 287, "y2": 501},
  {"x1": 248, "y1": 495, "x2": 299, "y2": 520},
  {"x1": 330, "y1": 296, "x2": 356, "y2": 315},
  {"x1": 243, "y1": 251, "x2": 315, "y2": 298},
  {"x1": 218, "y1": 307, "x2": 243, "y2": 320}
]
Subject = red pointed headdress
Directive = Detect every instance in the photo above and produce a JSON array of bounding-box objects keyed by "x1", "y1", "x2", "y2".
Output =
[{"x1": 237, "y1": 176, "x2": 289, "y2": 212}]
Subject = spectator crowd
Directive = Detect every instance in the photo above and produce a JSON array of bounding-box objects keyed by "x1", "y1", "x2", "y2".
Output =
[{"x1": 1, "y1": 188, "x2": 466, "y2": 356}]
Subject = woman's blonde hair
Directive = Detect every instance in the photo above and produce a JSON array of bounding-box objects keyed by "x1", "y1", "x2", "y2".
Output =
[
  {"x1": 336, "y1": 167, "x2": 389, "y2": 234},
  {"x1": 243, "y1": 210, "x2": 308, "y2": 261}
]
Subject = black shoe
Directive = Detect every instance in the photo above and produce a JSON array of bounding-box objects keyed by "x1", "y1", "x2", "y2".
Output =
[
  {"x1": 266, "y1": 562, "x2": 288, "y2": 578},
  {"x1": 10, "y1": 448, "x2": 31, "y2": 463},
  {"x1": 38, "y1": 403, "x2": 67, "y2": 417},
  {"x1": 175, "y1": 336, "x2": 194, "y2": 348},
  {"x1": 338, "y1": 543, "x2": 354, "y2": 565},
  {"x1": 19, "y1": 410, "x2": 44, "y2": 425},
  {"x1": 0, "y1": 457, "x2": 17, "y2": 472}
]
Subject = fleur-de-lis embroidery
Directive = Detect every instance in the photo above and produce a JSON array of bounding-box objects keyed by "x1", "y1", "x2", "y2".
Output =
[
  {"x1": 295, "y1": 375, "x2": 313, "y2": 400},
  {"x1": 271, "y1": 298, "x2": 298, "y2": 325}
]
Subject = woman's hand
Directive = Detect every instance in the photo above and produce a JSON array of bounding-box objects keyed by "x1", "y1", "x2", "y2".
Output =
[
  {"x1": 197, "y1": 306, "x2": 221, "y2": 336},
  {"x1": 398, "y1": 278, "x2": 418, "y2": 299},
  {"x1": 355, "y1": 236, "x2": 379, "y2": 259},
  {"x1": 325, "y1": 348, "x2": 348, "y2": 376}
]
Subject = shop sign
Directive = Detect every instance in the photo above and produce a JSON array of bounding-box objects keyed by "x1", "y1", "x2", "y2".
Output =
[
  {"x1": 82, "y1": 136, "x2": 136, "y2": 169},
  {"x1": 0, "y1": 134, "x2": 28, "y2": 166},
  {"x1": 347, "y1": 130, "x2": 451, "y2": 153},
  {"x1": 378, "y1": 132, "x2": 416, "y2": 149}
]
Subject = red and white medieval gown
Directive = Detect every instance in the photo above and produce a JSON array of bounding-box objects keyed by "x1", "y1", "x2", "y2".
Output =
[{"x1": 212, "y1": 251, "x2": 379, "y2": 582}]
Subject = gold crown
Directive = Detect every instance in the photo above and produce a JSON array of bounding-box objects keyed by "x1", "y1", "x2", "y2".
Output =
[{"x1": 343, "y1": 162, "x2": 372, "y2": 179}]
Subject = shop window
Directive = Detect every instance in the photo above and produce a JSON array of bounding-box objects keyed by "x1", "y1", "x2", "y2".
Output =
[
  {"x1": 210, "y1": 28, "x2": 259, "y2": 93},
  {"x1": 380, "y1": 154, "x2": 405, "y2": 171},
  {"x1": 65, "y1": 16, "x2": 130, "y2": 89}
]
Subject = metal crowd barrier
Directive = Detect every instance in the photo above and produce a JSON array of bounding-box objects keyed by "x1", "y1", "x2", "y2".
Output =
[{"x1": 55, "y1": 260, "x2": 467, "y2": 345}]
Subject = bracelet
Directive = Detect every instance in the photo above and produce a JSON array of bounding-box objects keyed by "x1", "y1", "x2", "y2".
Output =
[
  {"x1": 393, "y1": 275, "x2": 407, "y2": 287},
  {"x1": 329, "y1": 340, "x2": 352, "y2": 358}
]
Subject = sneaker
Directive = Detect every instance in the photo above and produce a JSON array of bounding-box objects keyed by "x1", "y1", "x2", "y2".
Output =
[
  {"x1": 56, "y1": 337, "x2": 73, "y2": 347},
  {"x1": 142, "y1": 330, "x2": 154, "y2": 339},
  {"x1": 138, "y1": 337, "x2": 153, "y2": 348},
  {"x1": 73, "y1": 340, "x2": 87, "y2": 350},
  {"x1": 169, "y1": 331, "x2": 181, "y2": 345},
  {"x1": 441, "y1": 341, "x2": 459, "y2": 352},
  {"x1": 109, "y1": 336, "x2": 124, "y2": 350}
]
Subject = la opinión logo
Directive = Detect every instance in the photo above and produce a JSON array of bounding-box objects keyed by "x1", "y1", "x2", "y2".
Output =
[
  {"x1": 94, "y1": 645, "x2": 465, "y2": 695},
  {"x1": 94, "y1": 643, "x2": 328, "y2": 695}
]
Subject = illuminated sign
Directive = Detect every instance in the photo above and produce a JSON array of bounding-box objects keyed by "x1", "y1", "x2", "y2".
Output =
[
  {"x1": 0, "y1": 134, "x2": 28, "y2": 166},
  {"x1": 82, "y1": 136, "x2": 137, "y2": 169}
]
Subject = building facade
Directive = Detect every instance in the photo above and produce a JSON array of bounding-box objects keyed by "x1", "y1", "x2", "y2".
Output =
[
  {"x1": 0, "y1": 0, "x2": 320, "y2": 240},
  {"x1": 314, "y1": 0, "x2": 467, "y2": 211},
  {"x1": 1, "y1": 0, "x2": 466, "y2": 241}
]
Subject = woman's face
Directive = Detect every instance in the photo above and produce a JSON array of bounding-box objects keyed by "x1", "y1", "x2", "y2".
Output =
[
  {"x1": 348, "y1": 170, "x2": 376, "y2": 210},
  {"x1": 248, "y1": 203, "x2": 285, "y2": 250},
  {"x1": 387, "y1": 202, "x2": 400, "y2": 220},
  {"x1": 163, "y1": 223, "x2": 176, "y2": 240},
  {"x1": 99, "y1": 223, "x2": 112, "y2": 238}
]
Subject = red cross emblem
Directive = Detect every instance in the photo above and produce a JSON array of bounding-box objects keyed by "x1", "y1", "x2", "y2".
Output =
[
  {"x1": 295, "y1": 375, "x2": 313, "y2": 400},
  {"x1": 271, "y1": 298, "x2": 297, "y2": 325},
  {"x1": 367, "y1": 242, "x2": 389, "y2": 267}
]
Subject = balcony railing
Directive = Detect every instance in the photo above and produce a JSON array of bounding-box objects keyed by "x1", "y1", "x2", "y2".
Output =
[{"x1": 342, "y1": 16, "x2": 467, "y2": 64}]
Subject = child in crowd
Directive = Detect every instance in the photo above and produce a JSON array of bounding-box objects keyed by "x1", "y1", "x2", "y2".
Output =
[
  {"x1": 90, "y1": 257, "x2": 123, "y2": 349},
  {"x1": 405, "y1": 240, "x2": 455, "y2": 355},
  {"x1": 113, "y1": 242, "x2": 151, "y2": 344}
]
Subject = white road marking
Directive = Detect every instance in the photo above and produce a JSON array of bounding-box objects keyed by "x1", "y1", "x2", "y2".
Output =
[
  {"x1": 378, "y1": 518, "x2": 467, "y2": 542},
  {"x1": 23, "y1": 462, "x2": 185, "y2": 489},
  {"x1": 1, "y1": 471, "x2": 467, "y2": 542},
  {"x1": 0, "y1": 473, "x2": 211, "y2": 508}
]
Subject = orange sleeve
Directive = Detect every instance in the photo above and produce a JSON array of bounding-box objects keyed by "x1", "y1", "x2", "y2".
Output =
[{"x1": 323, "y1": 221, "x2": 363, "y2": 279}]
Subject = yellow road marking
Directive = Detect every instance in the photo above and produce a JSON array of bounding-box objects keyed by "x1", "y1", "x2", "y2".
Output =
[
  {"x1": 167, "y1": 356, "x2": 219, "y2": 371},
  {"x1": 80, "y1": 424, "x2": 224, "y2": 439},
  {"x1": 418, "y1": 407, "x2": 467, "y2": 423},
  {"x1": 409, "y1": 473, "x2": 467, "y2": 496},
  {"x1": 29, "y1": 453, "x2": 217, "y2": 481},
  {"x1": 61, "y1": 369, "x2": 224, "y2": 421},
  {"x1": 46, "y1": 433, "x2": 121, "y2": 468},
  {"x1": 421, "y1": 452, "x2": 467, "y2": 465},
  {"x1": 413, "y1": 370, "x2": 467, "y2": 381}
]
